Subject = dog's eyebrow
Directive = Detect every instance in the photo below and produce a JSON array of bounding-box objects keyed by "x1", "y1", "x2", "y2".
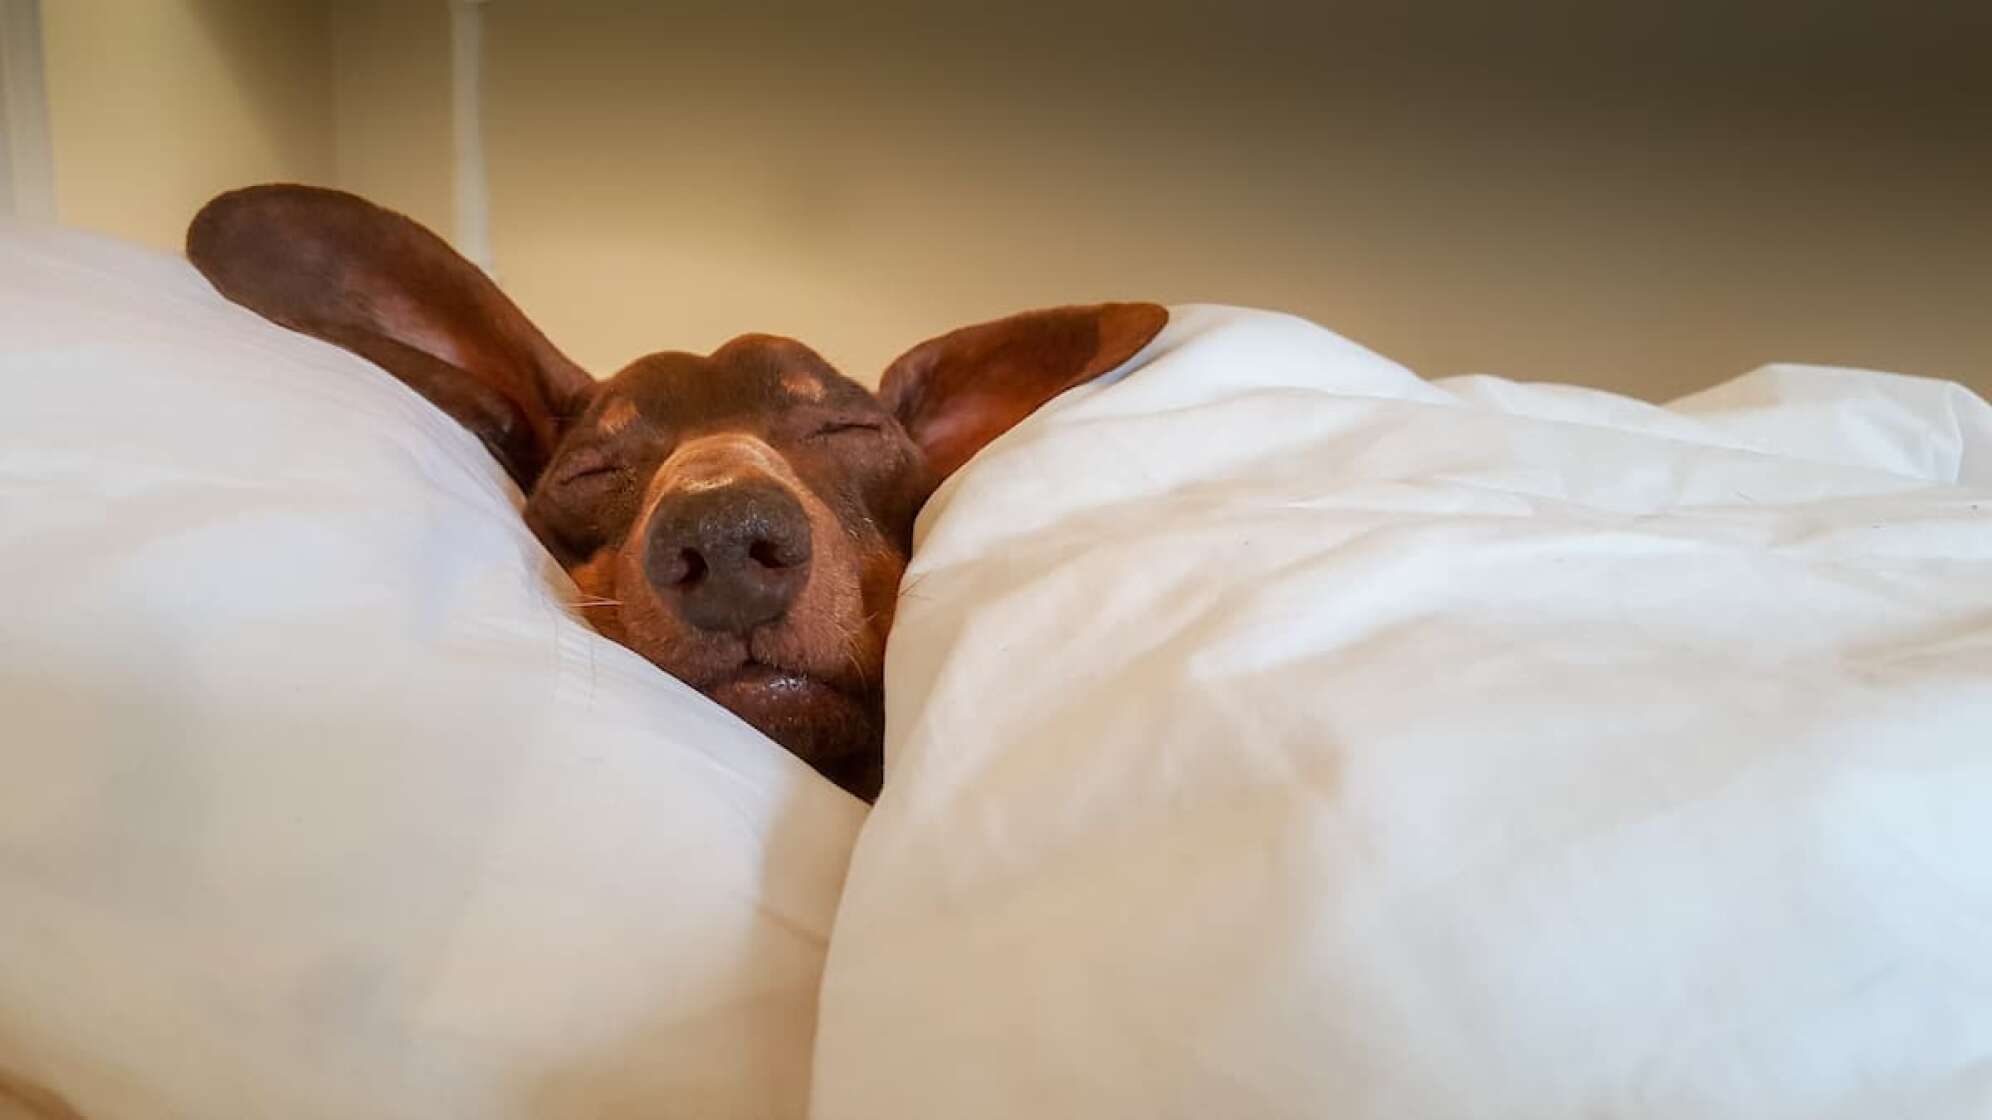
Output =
[
  {"x1": 781, "y1": 370, "x2": 828, "y2": 402},
  {"x1": 597, "y1": 398, "x2": 641, "y2": 433}
]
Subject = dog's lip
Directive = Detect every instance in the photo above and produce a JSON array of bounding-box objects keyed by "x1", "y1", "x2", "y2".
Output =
[
  {"x1": 705, "y1": 659, "x2": 868, "y2": 754},
  {"x1": 706, "y1": 657, "x2": 856, "y2": 699},
  {"x1": 724, "y1": 660, "x2": 816, "y2": 689}
]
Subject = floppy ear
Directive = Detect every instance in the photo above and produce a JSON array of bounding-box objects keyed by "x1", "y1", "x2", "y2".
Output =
[
  {"x1": 186, "y1": 184, "x2": 594, "y2": 486},
  {"x1": 878, "y1": 302, "x2": 1167, "y2": 483}
]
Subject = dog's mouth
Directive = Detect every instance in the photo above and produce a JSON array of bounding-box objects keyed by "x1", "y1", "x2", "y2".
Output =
[
  {"x1": 701, "y1": 657, "x2": 876, "y2": 765},
  {"x1": 708, "y1": 659, "x2": 847, "y2": 710}
]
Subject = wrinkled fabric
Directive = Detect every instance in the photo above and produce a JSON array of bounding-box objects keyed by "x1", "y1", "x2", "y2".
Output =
[
  {"x1": 0, "y1": 226, "x2": 864, "y2": 1120},
  {"x1": 813, "y1": 304, "x2": 1992, "y2": 1120}
]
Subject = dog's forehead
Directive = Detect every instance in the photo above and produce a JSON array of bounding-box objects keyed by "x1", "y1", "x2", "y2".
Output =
[{"x1": 602, "y1": 336, "x2": 874, "y2": 426}]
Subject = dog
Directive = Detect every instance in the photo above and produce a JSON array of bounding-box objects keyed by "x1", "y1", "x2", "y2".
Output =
[{"x1": 186, "y1": 185, "x2": 1166, "y2": 801}]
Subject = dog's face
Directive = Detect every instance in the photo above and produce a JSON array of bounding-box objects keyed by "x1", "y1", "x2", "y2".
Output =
[
  {"x1": 529, "y1": 338, "x2": 925, "y2": 794},
  {"x1": 186, "y1": 185, "x2": 1165, "y2": 800}
]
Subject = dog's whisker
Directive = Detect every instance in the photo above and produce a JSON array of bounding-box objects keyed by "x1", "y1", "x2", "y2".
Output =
[
  {"x1": 827, "y1": 614, "x2": 872, "y2": 690},
  {"x1": 844, "y1": 643, "x2": 870, "y2": 691}
]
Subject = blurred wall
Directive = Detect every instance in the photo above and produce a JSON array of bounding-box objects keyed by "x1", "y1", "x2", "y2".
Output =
[
  {"x1": 40, "y1": 0, "x2": 333, "y2": 251},
  {"x1": 27, "y1": 1, "x2": 1991, "y2": 398},
  {"x1": 480, "y1": 1, "x2": 1992, "y2": 398},
  {"x1": 330, "y1": 0, "x2": 454, "y2": 237},
  {"x1": 34, "y1": 0, "x2": 448, "y2": 251},
  {"x1": 1, "y1": 0, "x2": 56, "y2": 221}
]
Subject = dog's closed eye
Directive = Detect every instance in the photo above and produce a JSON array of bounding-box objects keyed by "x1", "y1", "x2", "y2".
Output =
[
  {"x1": 809, "y1": 419, "x2": 885, "y2": 440},
  {"x1": 550, "y1": 446, "x2": 629, "y2": 488}
]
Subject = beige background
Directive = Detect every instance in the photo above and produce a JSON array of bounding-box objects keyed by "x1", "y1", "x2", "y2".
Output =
[
  {"x1": 328, "y1": 0, "x2": 453, "y2": 236},
  {"x1": 39, "y1": 0, "x2": 333, "y2": 250},
  {"x1": 33, "y1": 1, "x2": 452, "y2": 248},
  {"x1": 27, "y1": 0, "x2": 1992, "y2": 399}
]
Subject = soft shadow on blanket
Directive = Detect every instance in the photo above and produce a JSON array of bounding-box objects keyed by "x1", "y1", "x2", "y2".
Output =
[
  {"x1": 524, "y1": 777, "x2": 856, "y2": 1118},
  {"x1": 0, "y1": 1064, "x2": 89, "y2": 1119}
]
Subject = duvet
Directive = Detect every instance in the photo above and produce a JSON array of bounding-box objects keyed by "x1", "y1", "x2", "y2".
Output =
[{"x1": 812, "y1": 304, "x2": 1992, "y2": 1119}]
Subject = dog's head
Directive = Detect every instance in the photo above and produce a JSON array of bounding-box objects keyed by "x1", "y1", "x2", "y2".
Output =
[{"x1": 186, "y1": 185, "x2": 1165, "y2": 799}]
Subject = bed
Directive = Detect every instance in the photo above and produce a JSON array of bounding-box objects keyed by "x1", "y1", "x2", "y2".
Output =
[{"x1": 4, "y1": 229, "x2": 1989, "y2": 1118}]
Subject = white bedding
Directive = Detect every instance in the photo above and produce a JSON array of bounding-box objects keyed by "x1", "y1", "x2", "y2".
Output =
[
  {"x1": 812, "y1": 305, "x2": 1992, "y2": 1118},
  {"x1": 0, "y1": 227, "x2": 864, "y2": 1119},
  {"x1": 9, "y1": 224, "x2": 1991, "y2": 1118}
]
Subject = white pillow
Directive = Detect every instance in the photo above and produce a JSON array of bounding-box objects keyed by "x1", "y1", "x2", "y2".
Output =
[
  {"x1": 812, "y1": 305, "x2": 1992, "y2": 1119},
  {"x1": 0, "y1": 226, "x2": 864, "y2": 1119}
]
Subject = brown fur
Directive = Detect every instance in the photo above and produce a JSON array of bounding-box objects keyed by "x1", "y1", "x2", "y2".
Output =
[
  {"x1": 187, "y1": 184, "x2": 1167, "y2": 800},
  {"x1": 595, "y1": 397, "x2": 641, "y2": 435}
]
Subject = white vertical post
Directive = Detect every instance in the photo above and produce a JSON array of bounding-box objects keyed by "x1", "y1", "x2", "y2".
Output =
[
  {"x1": 449, "y1": 0, "x2": 492, "y2": 272},
  {"x1": 0, "y1": 0, "x2": 55, "y2": 222}
]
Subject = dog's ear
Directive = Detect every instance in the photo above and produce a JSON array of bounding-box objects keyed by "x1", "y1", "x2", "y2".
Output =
[
  {"x1": 878, "y1": 302, "x2": 1167, "y2": 484},
  {"x1": 187, "y1": 184, "x2": 594, "y2": 487}
]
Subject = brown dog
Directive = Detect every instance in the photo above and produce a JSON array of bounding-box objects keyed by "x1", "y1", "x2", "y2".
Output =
[{"x1": 186, "y1": 185, "x2": 1165, "y2": 800}]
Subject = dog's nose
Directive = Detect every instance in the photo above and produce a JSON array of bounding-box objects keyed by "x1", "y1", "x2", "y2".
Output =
[{"x1": 644, "y1": 480, "x2": 813, "y2": 634}]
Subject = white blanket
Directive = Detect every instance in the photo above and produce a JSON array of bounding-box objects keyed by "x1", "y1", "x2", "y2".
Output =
[
  {"x1": 812, "y1": 305, "x2": 1992, "y2": 1119},
  {"x1": 0, "y1": 227, "x2": 864, "y2": 1119}
]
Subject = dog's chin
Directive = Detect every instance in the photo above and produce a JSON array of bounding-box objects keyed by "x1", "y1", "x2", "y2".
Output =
[{"x1": 705, "y1": 663, "x2": 879, "y2": 769}]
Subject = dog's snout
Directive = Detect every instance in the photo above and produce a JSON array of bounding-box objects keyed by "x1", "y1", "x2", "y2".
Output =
[{"x1": 645, "y1": 479, "x2": 813, "y2": 634}]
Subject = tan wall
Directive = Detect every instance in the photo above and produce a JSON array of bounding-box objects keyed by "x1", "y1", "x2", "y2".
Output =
[
  {"x1": 41, "y1": 0, "x2": 333, "y2": 252},
  {"x1": 38, "y1": 0, "x2": 451, "y2": 252},
  {"x1": 480, "y1": 2, "x2": 1992, "y2": 399},
  {"x1": 329, "y1": 0, "x2": 453, "y2": 237},
  {"x1": 33, "y1": 2, "x2": 1991, "y2": 399}
]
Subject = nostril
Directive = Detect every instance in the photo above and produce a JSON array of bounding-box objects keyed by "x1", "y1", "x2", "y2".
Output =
[
  {"x1": 748, "y1": 538, "x2": 794, "y2": 570},
  {"x1": 643, "y1": 479, "x2": 813, "y2": 634},
  {"x1": 675, "y1": 547, "x2": 708, "y2": 586},
  {"x1": 649, "y1": 542, "x2": 708, "y2": 587}
]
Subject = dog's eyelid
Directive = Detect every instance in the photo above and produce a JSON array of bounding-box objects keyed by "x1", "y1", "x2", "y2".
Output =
[
  {"x1": 551, "y1": 444, "x2": 630, "y2": 485},
  {"x1": 808, "y1": 416, "x2": 886, "y2": 439}
]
